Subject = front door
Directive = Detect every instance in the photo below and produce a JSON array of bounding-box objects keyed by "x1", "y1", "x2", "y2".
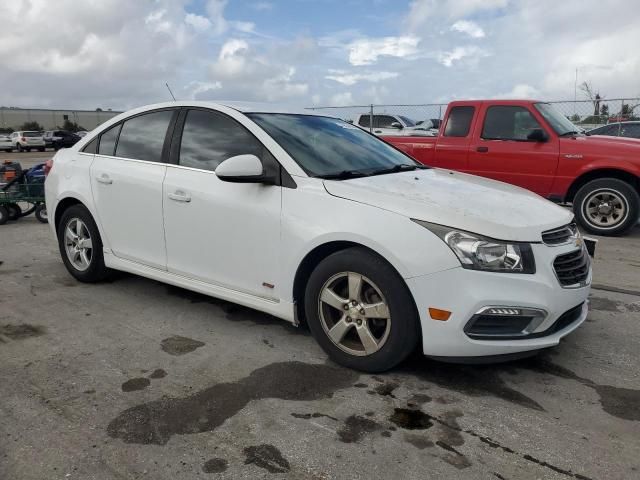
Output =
[
  {"x1": 90, "y1": 109, "x2": 176, "y2": 270},
  {"x1": 163, "y1": 108, "x2": 282, "y2": 300},
  {"x1": 467, "y1": 105, "x2": 560, "y2": 195}
]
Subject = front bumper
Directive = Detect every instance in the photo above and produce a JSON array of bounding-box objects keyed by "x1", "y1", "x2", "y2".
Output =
[{"x1": 406, "y1": 242, "x2": 591, "y2": 357}]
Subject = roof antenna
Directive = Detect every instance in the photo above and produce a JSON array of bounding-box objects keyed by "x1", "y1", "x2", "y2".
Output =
[{"x1": 165, "y1": 82, "x2": 176, "y2": 101}]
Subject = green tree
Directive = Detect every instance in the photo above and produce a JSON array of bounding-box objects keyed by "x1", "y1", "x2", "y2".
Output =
[
  {"x1": 61, "y1": 119, "x2": 86, "y2": 132},
  {"x1": 19, "y1": 121, "x2": 43, "y2": 131}
]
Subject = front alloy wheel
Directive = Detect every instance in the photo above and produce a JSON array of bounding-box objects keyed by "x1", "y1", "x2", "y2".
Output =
[
  {"x1": 319, "y1": 272, "x2": 391, "y2": 356},
  {"x1": 305, "y1": 247, "x2": 419, "y2": 372}
]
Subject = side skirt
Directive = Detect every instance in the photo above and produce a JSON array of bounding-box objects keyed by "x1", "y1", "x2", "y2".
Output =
[{"x1": 104, "y1": 251, "x2": 297, "y2": 324}]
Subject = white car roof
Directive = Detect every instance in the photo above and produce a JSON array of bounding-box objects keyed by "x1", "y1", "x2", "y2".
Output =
[{"x1": 122, "y1": 100, "x2": 327, "y2": 116}]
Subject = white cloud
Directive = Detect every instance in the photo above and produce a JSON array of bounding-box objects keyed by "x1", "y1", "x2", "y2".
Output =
[
  {"x1": 185, "y1": 13, "x2": 212, "y2": 32},
  {"x1": 206, "y1": 0, "x2": 228, "y2": 35},
  {"x1": 329, "y1": 92, "x2": 355, "y2": 106},
  {"x1": 445, "y1": 0, "x2": 509, "y2": 17},
  {"x1": 348, "y1": 36, "x2": 420, "y2": 66},
  {"x1": 232, "y1": 21, "x2": 256, "y2": 33},
  {"x1": 325, "y1": 70, "x2": 398, "y2": 86},
  {"x1": 496, "y1": 84, "x2": 541, "y2": 99},
  {"x1": 451, "y1": 20, "x2": 485, "y2": 38},
  {"x1": 437, "y1": 46, "x2": 488, "y2": 67},
  {"x1": 207, "y1": 39, "x2": 308, "y2": 101}
]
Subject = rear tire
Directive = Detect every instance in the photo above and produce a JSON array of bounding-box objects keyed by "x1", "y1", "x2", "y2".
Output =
[
  {"x1": 6, "y1": 203, "x2": 21, "y2": 220},
  {"x1": 57, "y1": 205, "x2": 110, "y2": 282},
  {"x1": 573, "y1": 178, "x2": 640, "y2": 236},
  {"x1": 0, "y1": 206, "x2": 8, "y2": 225},
  {"x1": 304, "y1": 247, "x2": 419, "y2": 372},
  {"x1": 16, "y1": 143, "x2": 23, "y2": 152}
]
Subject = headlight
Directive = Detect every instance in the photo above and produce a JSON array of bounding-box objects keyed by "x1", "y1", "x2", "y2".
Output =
[{"x1": 413, "y1": 220, "x2": 536, "y2": 274}]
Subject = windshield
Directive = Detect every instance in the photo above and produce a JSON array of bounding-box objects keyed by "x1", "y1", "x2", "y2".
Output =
[
  {"x1": 534, "y1": 103, "x2": 580, "y2": 136},
  {"x1": 398, "y1": 115, "x2": 416, "y2": 127},
  {"x1": 247, "y1": 113, "x2": 419, "y2": 178}
]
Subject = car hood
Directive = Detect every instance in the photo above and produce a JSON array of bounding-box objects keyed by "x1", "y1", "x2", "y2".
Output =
[
  {"x1": 323, "y1": 168, "x2": 573, "y2": 242},
  {"x1": 572, "y1": 134, "x2": 640, "y2": 148}
]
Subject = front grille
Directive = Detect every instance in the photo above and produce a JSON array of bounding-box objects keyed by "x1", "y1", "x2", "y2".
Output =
[
  {"x1": 553, "y1": 248, "x2": 590, "y2": 287},
  {"x1": 542, "y1": 223, "x2": 577, "y2": 245}
]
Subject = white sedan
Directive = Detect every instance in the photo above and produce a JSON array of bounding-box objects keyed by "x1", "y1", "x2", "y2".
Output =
[{"x1": 45, "y1": 101, "x2": 591, "y2": 372}]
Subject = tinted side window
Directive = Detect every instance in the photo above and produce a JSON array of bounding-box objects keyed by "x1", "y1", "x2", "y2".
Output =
[
  {"x1": 115, "y1": 110, "x2": 174, "y2": 162},
  {"x1": 444, "y1": 106, "x2": 474, "y2": 137},
  {"x1": 82, "y1": 138, "x2": 97, "y2": 153},
  {"x1": 375, "y1": 115, "x2": 397, "y2": 128},
  {"x1": 178, "y1": 109, "x2": 263, "y2": 172},
  {"x1": 482, "y1": 106, "x2": 542, "y2": 141},
  {"x1": 358, "y1": 115, "x2": 370, "y2": 127},
  {"x1": 98, "y1": 124, "x2": 121, "y2": 156},
  {"x1": 621, "y1": 124, "x2": 640, "y2": 138}
]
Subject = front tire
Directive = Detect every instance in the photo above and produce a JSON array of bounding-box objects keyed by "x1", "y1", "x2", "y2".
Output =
[
  {"x1": 304, "y1": 247, "x2": 419, "y2": 372},
  {"x1": 573, "y1": 178, "x2": 640, "y2": 236},
  {"x1": 57, "y1": 205, "x2": 110, "y2": 282}
]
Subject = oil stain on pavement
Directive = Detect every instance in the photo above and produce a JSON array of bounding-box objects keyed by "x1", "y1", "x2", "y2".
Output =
[
  {"x1": 243, "y1": 444, "x2": 290, "y2": 473},
  {"x1": 337, "y1": 415, "x2": 382, "y2": 443},
  {"x1": 0, "y1": 324, "x2": 45, "y2": 341},
  {"x1": 160, "y1": 336, "x2": 205, "y2": 356},
  {"x1": 202, "y1": 457, "x2": 228, "y2": 474},
  {"x1": 121, "y1": 378, "x2": 151, "y2": 392},
  {"x1": 107, "y1": 361, "x2": 358, "y2": 445}
]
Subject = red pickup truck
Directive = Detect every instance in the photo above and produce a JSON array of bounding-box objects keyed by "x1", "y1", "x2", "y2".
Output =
[{"x1": 383, "y1": 100, "x2": 640, "y2": 236}]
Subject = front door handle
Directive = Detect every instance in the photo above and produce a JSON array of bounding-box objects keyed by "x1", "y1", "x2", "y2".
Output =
[
  {"x1": 374, "y1": 130, "x2": 382, "y2": 134},
  {"x1": 476, "y1": 146, "x2": 489, "y2": 153},
  {"x1": 168, "y1": 191, "x2": 191, "y2": 203},
  {"x1": 96, "y1": 174, "x2": 112, "y2": 185}
]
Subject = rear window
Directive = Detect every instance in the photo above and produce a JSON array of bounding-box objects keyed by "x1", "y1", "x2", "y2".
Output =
[
  {"x1": 444, "y1": 106, "x2": 475, "y2": 137},
  {"x1": 115, "y1": 110, "x2": 174, "y2": 162},
  {"x1": 24, "y1": 132, "x2": 41, "y2": 137}
]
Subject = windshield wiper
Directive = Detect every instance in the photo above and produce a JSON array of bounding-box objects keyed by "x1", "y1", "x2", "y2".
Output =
[
  {"x1": 316, "y1": 170, "x2": 370, "y2": 180},
  {"x1": 368, "y1": 164, "x2": 427, "y2": 176}
]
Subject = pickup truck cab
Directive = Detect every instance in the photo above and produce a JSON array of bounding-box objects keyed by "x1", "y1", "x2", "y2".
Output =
[{"x1": 384, "y1": 100, "x2": 640, "y2": 235}]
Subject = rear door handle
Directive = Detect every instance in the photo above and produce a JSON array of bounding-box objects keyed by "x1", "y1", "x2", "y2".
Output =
[
  {"x1": 96, "y1": 174, "x2": 112, "y2": 185},
  {"x1": 476, "y1": 146, "x2": 489, "y2": 153},
  {"x1": 168, "y1": 191, "x2": 191, "y2": 203}
]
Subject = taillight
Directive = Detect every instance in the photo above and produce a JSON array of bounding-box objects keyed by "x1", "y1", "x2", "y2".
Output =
[
  {"x1": 44, "y1": 159, "x2": 54, "y2": 176},
  {"x1": 21, "y1": 137, "x2": 26, "y2": 142}
]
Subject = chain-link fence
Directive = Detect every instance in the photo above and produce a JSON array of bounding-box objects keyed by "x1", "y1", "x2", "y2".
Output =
[
  {"x1": 0, "y1": 108, "x2": 122, "y2": 132},
  {"x1": 306, "y1": 98, "x2": 640, "y2": 133}
]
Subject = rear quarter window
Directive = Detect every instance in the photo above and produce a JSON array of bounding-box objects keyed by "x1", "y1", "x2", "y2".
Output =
[{"x1": 444, "y1": 106, "x2": 475, "y2": 137}]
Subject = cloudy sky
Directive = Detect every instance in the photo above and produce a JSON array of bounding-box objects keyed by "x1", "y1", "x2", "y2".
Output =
[{"x1": 2, "y1": 0, "x2": 639, "y2": 110}]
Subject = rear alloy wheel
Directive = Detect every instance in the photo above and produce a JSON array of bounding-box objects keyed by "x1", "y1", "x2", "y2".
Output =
[
  {"x1": 574, "y1": 178, "x2": 640, "y2": 236},
  {"x1": 57, "y1": 205, "x2": 110, "y2": 282},
  {"x1": 305, "y1": 247, "x2": 419, "y2": 372}
]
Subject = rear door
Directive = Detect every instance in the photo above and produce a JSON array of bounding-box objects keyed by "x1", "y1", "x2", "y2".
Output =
[
  {"x1": 466, "y1": 104, "x2": 560, "y2": 195},
  {"x1": 90, "y1": 109, "x2": 177, "y2": 269},
  {"x1": 162, "y1": 108, "x2": 282, "y2": 299}
]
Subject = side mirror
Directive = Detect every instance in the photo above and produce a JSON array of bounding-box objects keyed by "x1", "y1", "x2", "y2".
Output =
[
  {"x1": 527, "y1": 128, "x2": 548, "y2": 142},
  {"x1": 390, "y1": 122, "x2": 403, "y2": 129},
  {"x1": 215, "y1": 154, "x2": 273, "y2": 184}
]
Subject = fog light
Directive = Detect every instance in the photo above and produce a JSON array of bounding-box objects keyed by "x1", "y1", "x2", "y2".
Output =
[{"x1": 429, "y1": 308, "x2": 451, "y2": 321}]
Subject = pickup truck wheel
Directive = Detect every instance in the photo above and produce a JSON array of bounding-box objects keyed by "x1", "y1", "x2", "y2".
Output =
[
  {"x1": 574, "y1": 178, "x2": 640, "y2": 236},
  {"x1": 304, "y1": 247, "x2": 419, "y2": 373}
]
